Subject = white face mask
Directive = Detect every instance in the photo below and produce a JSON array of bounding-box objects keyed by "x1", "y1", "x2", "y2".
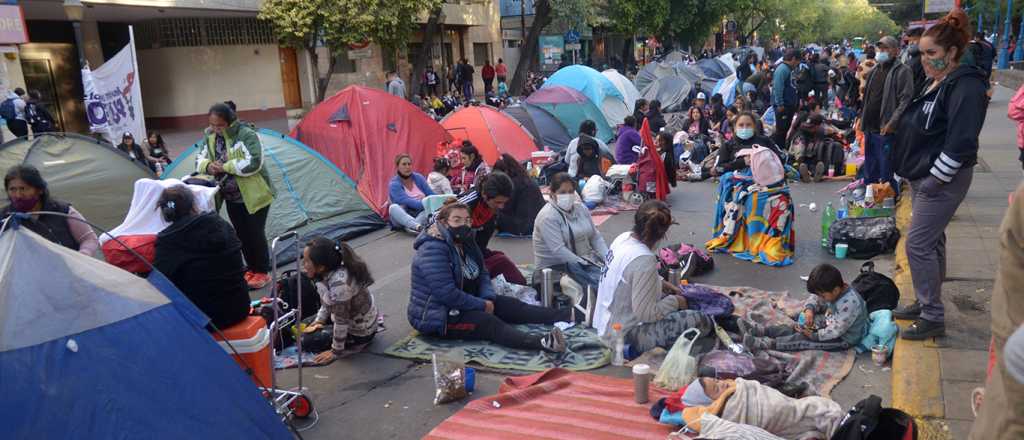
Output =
[{"x1": 555, "y1": 194, "x2": 574, "y2": 211}]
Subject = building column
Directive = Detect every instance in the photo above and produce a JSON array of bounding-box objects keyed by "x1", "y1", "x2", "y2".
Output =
[{"x1": 79, "y1": 20, "x2": 104, "y2": 68}]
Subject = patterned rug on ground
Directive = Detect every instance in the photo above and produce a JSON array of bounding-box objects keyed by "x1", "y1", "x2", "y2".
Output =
[
  {"x1": 383, "y1": 324, "x2": 611, "y2": 372},
  {"x1": 424, "y1": 368, "x2": 675, "y2": 440},
  {"x1": 629, "y1": 285, "x2": 856, "y2": 397}
]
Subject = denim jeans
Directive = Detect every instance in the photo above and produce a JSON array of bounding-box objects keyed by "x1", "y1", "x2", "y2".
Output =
[
  {"x1": 863, "y1": 133, "x2": 893, "y2": 185},
  {"x1": 564, "y1": 261, "x2": 602, "y2": 291},
  {"x1": 388, "y1": 204, "x2": 427, "y2": 231}
]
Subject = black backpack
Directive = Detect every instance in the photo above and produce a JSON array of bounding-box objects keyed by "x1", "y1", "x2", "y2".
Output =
[
  {"x1": 0, "y1": 98, "x2": 15, "y2": 121},
  {"x1": 275, "y1": 269, "x2": 321, "y2": 321},
  {"x1": 851, "y1": 261, "x2": 899, "y2": 313},
  {"x1": 832, "y1": 395, "x2": 917, "y2": 440},
  {"x1": 828, "y1": 216, "x2": 900, "y2": 259}
]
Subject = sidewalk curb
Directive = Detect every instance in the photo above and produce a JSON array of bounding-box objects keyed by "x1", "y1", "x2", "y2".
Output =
[{"x1": 889, "y1": 184, "x2": 945, "y2": 419}]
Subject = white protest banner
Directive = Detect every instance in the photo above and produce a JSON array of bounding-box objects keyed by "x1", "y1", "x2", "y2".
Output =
[{"x1": 83, "y1": 26, "x2": 146, "y2": 144}]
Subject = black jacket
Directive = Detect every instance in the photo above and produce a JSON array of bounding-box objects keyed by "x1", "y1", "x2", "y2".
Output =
[
  {"x1": 496, "y1": 174, "x2": 545, "y2": 236},
  {"x1": 647, "y1": 110, "x2": 667, "y2": 134},
  {"x1": 891, "y1": 65, "x2": 988, "y2": 182},
  {"x1": 715, "y1": 134, "x2": 779, "y2": 173},
  {"x1": 153, "y1": 212, "x2": 250, "y2": 329}
]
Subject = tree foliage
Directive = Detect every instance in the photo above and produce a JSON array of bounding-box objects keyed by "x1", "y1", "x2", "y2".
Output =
[{"x1": 606, "y1": 0, "x2": 670, "y2": 36}]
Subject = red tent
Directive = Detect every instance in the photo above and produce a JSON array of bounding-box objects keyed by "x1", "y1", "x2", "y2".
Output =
[
  {"x1": 290, "y1": 86, "x2": 452, "y2": 216},
  {"x1": 440, "y1": 106, "x2": 539, "y2": 163}
]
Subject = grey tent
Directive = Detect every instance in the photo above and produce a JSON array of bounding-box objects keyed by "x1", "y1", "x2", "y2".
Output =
[
  {"x1": 640, "y1": 76, "x2": 694, "y2": 113},
  {"x1": 636, "y1": 59, "x2": 705, "y2": 94},
  {"x1": 696, "y1": 58, "x2": 733, "y2": 92},
  {"x1": 0, "y1": 133, "x2": 155, "y2": 231},
  {"x1": 502, "y1": 104, "x2": 572, "y2": 151}
]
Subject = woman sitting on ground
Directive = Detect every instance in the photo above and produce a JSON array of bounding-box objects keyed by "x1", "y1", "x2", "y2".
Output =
[
  {"x1": 595, "y1": 200, "x2": 713, "y2": 354},
  {"x1": 492, "y1": 154, "x2": 544, "y2": 237},
  {"x1": 2, "y1": 165, "x2": 99, "y2": 256},
  {"x1": 457, "y1": 171, "x2": 527, "y2": 284},
  {"x1": 387, "y1": 153, "x2": 435, "y2": 233},
  {"x1": 533, "y1": 172, "x2": 608, "y2": 290},
  {"x1": 153, "y1": 185, "x2": 250, "y2": 329},
  {"x1": 301, "y1": 237, "x2": 379, "y2": 365},
  {"x1": 453, "y1": 141, "x2": 490, "y2": 194},
  {"x1": 117, "y1": 132, "x2": 151, "y2": 170},
  {"x1": 408, "y1": 202, "x2": 572, "y2": 352},
  {"x1": 427, "y1": 157, "x2": 454, "y2": 195},
  {"x1": 569, "y1": 135, "x2": 604, "y2": 181},
  {"x1": 657, "y1": 132, "x2": 679, "y2": 189},
  {"x1": 707, "y1": 112, "x2": 780, "y2": 177},
  {"x1": 647, "y1": 99, "x2": 667, "y2": 134},
  {"x1": 682, "y1": 106, "x2": 712, "y2": 140}
]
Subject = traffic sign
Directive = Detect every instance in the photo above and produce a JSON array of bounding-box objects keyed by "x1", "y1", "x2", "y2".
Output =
[
  {"x1": 565, "y1": 43, "x2": 581, "y2": 50},
  {"x1": 565, "y1": 30, "x2": 581, "y2": 44}
]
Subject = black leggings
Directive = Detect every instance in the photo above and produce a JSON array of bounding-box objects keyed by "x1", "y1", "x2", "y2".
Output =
[
  {"x1": 443, "y1": 295, "x2": 570, "y2": 350},
  {"x1": 225, "y1": 201, "x2": 271, "y2": 273}
]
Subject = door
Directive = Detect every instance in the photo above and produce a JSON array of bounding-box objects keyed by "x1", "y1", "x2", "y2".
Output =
[
  {"x1": 21, "y1": 58, "x2": 65, "y2": 131},
  {"x1": 279, "y1": 47, "x2": 302, "y2": 109},
  {"x1": 20, "y1": 43, "x2": 87, "y2": 134}
]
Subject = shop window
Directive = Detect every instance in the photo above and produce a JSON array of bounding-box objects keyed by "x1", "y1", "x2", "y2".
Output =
[
  {"x1": 473, "y1": 43, "x2": 491, "y2": 66},
  {"x1": 334, "y1": 49, "x2": 358, "y2": 74}
]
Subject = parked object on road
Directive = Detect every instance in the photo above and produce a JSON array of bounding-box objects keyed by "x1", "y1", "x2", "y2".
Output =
[{"x1": 830, "y1": 395, "x2": 917, "y2": 440}]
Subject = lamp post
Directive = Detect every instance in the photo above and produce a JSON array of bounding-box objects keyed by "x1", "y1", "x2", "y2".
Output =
[
  {"x1": 998, "y1": 0, "x2": 1013, "y2": 69},
  {"x1": 63, "y1": 0, "x2": 87, "y2": 69},
  {"x1": 979, "y1": 12, "x2": 984, "y2": 34}
]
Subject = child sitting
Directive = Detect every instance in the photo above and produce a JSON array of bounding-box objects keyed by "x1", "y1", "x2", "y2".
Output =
[
  {"x1": 302, "y1": 237, "x2": 379, "y2": 365},
  {"x1": 741, "y1": 264, "x2": 867, "y2": 351},
  {"x1": 427, "y1": 157, "x2": 454, "y2": 195}
]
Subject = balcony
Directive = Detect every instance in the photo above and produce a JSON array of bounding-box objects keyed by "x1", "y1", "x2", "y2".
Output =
[{"x1": 417, "y1": 0, "x2": 490, "y2": 26}]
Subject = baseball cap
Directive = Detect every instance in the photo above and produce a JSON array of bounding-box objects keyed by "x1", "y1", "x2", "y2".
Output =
[{"x1": 696, "y1": 92, "x2": 706, "y2": 100}]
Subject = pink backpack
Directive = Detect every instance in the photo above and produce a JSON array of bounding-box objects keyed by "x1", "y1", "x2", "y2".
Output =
[{"x1": 746, "y1": 145, "x2": 785, "y2": 186}]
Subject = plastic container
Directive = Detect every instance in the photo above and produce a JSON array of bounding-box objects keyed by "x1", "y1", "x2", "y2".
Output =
[
  {"x1": 213, "y1": 316, "x2": 272, "y2": 387},
  {"x1": 835, "y1": 243, "x2": 849, "y2": 259},
  {"x1": 845, "y1": 163, "x2": 858, "y2": 176},
  {"x1": 632, "y1": 364, "x2": 651, "y2": 403},
  {"x1": 821, "y1": 202, "x2": 836, "y2": 248},
  {"x1": 612, "y1": 323, "x2": 625, "y2": 366},
  {"x1": 871, "y1": 345, "x2": 889, "y2": 366}
]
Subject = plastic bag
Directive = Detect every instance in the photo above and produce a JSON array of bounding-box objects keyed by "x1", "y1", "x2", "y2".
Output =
[
  {"x1": 492, "y1": 274, "x2": 540, "y2": 306},
  {"x1": 654, "y1": 328, "x2": 701, "y2": 390},
  {"x1": 581, "y1": 175, "x2": 611, "y2": 204},
  {"x1": 432, "y1": 352, "x2": 468, "y2": 405}
]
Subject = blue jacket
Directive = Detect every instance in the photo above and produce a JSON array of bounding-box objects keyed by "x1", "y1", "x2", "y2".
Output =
[
  {"x1": 407, "y1": 222, "x2": 496, "y2": 335},
  {"x1": 388, "y1": 173, "x2": 434, "y2": 214},
  {"x1": 772, "y1": 62, "x2": 797, "y2": 108}
]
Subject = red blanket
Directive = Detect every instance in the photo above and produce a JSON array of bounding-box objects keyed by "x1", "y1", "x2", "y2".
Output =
[{"x1": 425, "y1": 368, "x2": 674, "y2": 440}]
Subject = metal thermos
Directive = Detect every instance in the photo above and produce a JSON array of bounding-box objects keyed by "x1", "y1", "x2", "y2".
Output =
[
  {"x1": 541, "y1": 268, "x2": 554, "y2": 308},
  {"x1": 668, "y1": 267, "x2": 683, "y2": 286}
]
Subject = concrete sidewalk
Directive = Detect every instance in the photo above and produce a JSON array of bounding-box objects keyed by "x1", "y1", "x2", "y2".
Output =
[{"x1": 889, "y1": 85, "x2": 1020, "y2": 439}]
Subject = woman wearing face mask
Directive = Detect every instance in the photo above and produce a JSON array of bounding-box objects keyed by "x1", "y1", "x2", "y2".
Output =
[
  {"x1": 408, "y1": 202, "x2": 572, "y2": 352},
  {"x1": 153, "y1": 185, "x2": 250, "y2": 329},
  {"x1": 1, "y1": 165, "x2": 99, "y2": 256},
  {"x1": 195, "y1": 102, "x2": 276, "y2": 289},
  {"x1": 595, "y1": 200, "x2": 713, "y2": 354},
  {"x1": 388, "y1": 153, "x2": 435, "y2": 233},
  {"x1": 708, "y1": 112, "x2": 778, "y2": 177},
  {"x1": 301, "y1": 237, "x2": 379, "y2": 365},
  {"x1": 533, "y1": 172, "x2": 609, "y2": 290},
  {"x1": 890, "y1": 9, "x2": 988, "y2": 341}
]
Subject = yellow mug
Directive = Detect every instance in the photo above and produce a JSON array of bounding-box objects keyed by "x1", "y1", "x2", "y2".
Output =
[{"x1": 845, "y1": 163, "x2": 858, "y2": 176}]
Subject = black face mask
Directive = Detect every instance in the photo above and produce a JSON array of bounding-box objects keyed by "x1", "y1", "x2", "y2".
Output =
[{"x1": 449, "y1": 225, "x2": 473, "y2": 242}]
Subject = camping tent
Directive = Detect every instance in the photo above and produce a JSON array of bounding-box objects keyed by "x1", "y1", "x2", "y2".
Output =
[
  {"x1": 696, "y1": 58, "x2": 733, "y2": 91},
  {"x1": 640, "y1": 76, "x2": 695, "y2": 113},
  {"x1": 601, "y1": 69, "x2": 641, "y2": 114},
  {"x1": 440, "y1": 106, "x2": 538, "y2": 163},
  {"x1": 542, "y1": 65, "x2": 630, "y2": 128},
  {"x1": 0, "y1": 133, "x2": 155, "y2": 231},
  {"x1": 0, "y1": 225, "x2": 292, "y2": 439},
  {"x1": 635, "y1": 59, "x2": 704, "y2": 94},
  {"x1": 525, "y1": 86, "x2": 614, "y2": 143},
  {"x1": 291, "y1": 85, "x2": 452, "y2": 216},
  {"x1": 163, "y1": 128, "x2": 384, "y2": 261},
  {"x1": 502, "y1": 104, "x2": 572, "y2": 151}
]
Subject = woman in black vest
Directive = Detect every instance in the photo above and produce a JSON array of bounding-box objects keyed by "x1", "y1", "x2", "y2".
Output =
[{"x1": 2, "y1": 165, "x2": 99, "y2": 255}]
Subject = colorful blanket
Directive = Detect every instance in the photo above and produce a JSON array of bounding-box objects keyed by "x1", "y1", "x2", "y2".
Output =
[
  {"x1": 383, "y1": 324, "x2": 611, "y2": 372},
  {"x1": 425, "y1": 369, "x2": 675, "y2": 440},
  {"x1": 705, "y1": 171, "x2": 795, "y2": 266}
]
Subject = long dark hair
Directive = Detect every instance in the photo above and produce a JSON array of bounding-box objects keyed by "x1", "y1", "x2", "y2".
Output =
[
  {"x1": 632, "y1": 200, "x2": 673, "y2": 247},
  {"x1": 4, "y1": 165, "x2": 50, "y2": 205},
  {"x1": 491, "y1": 153, "x2": 526, "y2": 179},
  {"x1": 208, "y1": 102, "x2": 238, "y2": 124},
  {"x1": 157, "y1": 185, "x2": 197, "y2": 223},
  {"x1": 477, "y1": 171, "x2": 514, "y2": 200},
  {"x1": 147, "y1": 131, "x2": 166, "y2": 148},
  {"x1": 305, "y1": 236, "x2": 374, "y2": 287},
  {"x1": 460, "y1": 141, "x2": 482, "y2": 169}
]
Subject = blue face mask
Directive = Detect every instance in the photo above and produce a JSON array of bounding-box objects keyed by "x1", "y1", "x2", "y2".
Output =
[
  {"x1": 736, "y1": 127, "x2": 755, "y2": 140},
  {"x1": 875, "y1": 51, "x2": 891, "y2": 63}
]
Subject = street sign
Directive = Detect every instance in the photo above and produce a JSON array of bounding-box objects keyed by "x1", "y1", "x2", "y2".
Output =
[
  {"x1": 348, "y1": 47, "x2": 372, "y2": 60},
  {"x1": 565, "y1": 29, "x2": 580, "y2": 44},
  {"x1": 565, "y1": 43, "x2": 581, "y2": 50}
]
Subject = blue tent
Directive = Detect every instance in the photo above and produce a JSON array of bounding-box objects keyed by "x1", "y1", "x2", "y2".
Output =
[
  {"x1": 0, "y1": 224, "x2": 292, "y2": 439},
  {"x1": 542, "y1": 65, "x2": 630, "y2": 127},
  {"x1": 502, "y1": 104, "x2": 573, "y2": 151},
  {"x1": 525, "y1": 86, "x2": 615, "y2": 143}
]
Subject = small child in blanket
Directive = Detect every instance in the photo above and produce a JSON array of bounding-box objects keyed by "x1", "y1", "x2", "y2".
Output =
[{"x1": 740, "y1": 264, "x2": 868, "y2": 351}]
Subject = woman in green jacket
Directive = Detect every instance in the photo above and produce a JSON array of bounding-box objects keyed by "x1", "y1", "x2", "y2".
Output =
[{"x1": 197, "y1": 102, "x2": 276, "y2": 289}]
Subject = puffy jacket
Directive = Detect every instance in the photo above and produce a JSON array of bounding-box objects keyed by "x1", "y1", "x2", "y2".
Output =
[
  {"x1": 891, "y1": 65, "x2": 988, "y2": 182},
  {"x1": 1009, "y1": 84, "x2": 1024, "y2": 150},
  {"x1": 407, "y1": 222, "x2": 496, "y2": 335}
]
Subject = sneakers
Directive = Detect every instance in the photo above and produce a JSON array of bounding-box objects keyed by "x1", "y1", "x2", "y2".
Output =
[
  {"x1": 892, "y1": 301, "x2": 923, "y2": 320},
  {"x1": 246, "y1": 272, "x2": 271, "y2": 290},
  {"x1": 901, "y1": 318, "x2": 945, "y2": 340},
  {"x1": 737, "y1": 318, "x2": 766, "y2": 337},
  {"x1": 541, "y1": 327, "x2": 567, "y2": 353},
  {"x1": 813, "y1": 161, "x2": 826, "y2": 182},
  {"x1": 798, "y1": 163, "x2": 812, "y2": 183},
  {"x1": 742, "y1": 334, "x2": 771, "y2": 351}
]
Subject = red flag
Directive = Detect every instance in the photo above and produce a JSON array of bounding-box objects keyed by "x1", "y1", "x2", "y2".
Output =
[{"x1": 639, "y1": 118, "x2": 670, "y2": 201}]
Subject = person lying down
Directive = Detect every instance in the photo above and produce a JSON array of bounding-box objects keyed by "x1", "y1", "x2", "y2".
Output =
[{"x1": 680, "y1": 377, "x2": 846, "y2": 439}]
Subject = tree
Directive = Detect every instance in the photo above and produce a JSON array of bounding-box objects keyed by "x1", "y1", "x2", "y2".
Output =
[
  {"x1": 510, "y1": 0, "x2": 553, "y2": 95},
  {"x1": 663, "y1": 0, "x2": 736, "y2": 47},
  {"x1": 606, "y1": 0, "x2": 670, "y2": 66},
  {"x1": 259, "y1": 0, "x2": 441, "y2": 103}
]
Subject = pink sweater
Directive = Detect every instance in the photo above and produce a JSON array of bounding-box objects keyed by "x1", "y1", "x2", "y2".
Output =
[{"x1": 67, "y1": 206, "x2": 99, "y2": 256}]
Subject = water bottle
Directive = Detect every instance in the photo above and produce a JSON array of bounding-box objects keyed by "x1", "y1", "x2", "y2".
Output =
[
  {"x1": 821, "y1": 201, "x2": 836, "y2": 248},
  {"x1": 612, "y1": 323, "x2": 625, "y2": 366},
  {"x1": 837, "y1": 194, "x2": 848, "y2": 219}
]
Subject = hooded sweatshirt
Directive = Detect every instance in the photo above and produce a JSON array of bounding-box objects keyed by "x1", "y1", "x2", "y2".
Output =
[
  {"x1": 615, "y1": 125, "x2": 642, "y2": 164},
  {"x1": 891, "y1": 65, "x2": 988, "y2": 182}
]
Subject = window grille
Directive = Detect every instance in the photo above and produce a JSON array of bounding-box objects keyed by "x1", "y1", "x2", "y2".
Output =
[{"x1": 136, "y1": 17, "x2": 275, "y2": 48}]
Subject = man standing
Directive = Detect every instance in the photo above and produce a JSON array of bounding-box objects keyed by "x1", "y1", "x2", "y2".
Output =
[
  {"x1": 386, "y1": 71, "x2": 406, "y2": 99},
  {"x1": 1, "y1": 88, "x2": 28, "y2": 138},
  {"x1": 422, "y1": 65, "x2": 439, "y2": 97},
  {"x1": 858, "y1": 36, "x2": 913, "y2": 185},
  {"x1": 481, "y1": 59, "x2": 495, "y2": 94},
  {"x1": 902, "y1": 27, "x2": 926, "y2": 96},
  {"x1": 460, "y1": 59, "x2": 475, "y2": 100},
  {"x1": 495, "y1": 58, "x2": 508, "y2": 84},
  {"x1": 772, "y1": 49, "x2": 799, "y2": 148}
]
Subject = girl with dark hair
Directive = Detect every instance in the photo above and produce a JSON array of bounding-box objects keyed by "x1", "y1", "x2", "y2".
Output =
[
  {"x1": 2, "y1": 164, "x2": 98, "y2": 255},
  {"x1": 682, "y1": 106, "x2": 711, "y2": 139},
  {"x1": 388, "y1": 153, "x2": 435, "y2": 233},
  {"x1": 708, "y1": 112, "x2": 779, "y2": 177},
  {"x1": 454, "y1": 141, "x2": 490, "y2": 193},
  {"x1": 891, "y1": 8, "x2": 988, "y2": 341},
  {"x1": 301, "y1": 237, "x2": 379, "y2": 365},
  {"x1": 153, "y1": 185, "x2": 250, "y2": 329},
  {"x1": 427, "y1": 157, "x2": 454, "y2": 195},
  {"x1": 408, "y1": 202, "x2": 571, "y2": 353},
  {"x1": 633, "y1": 99, "x2": 649, "y2": 123},
  {"x1": 572, "y1": 137, "x2": 603, "y2": 180},
  {"x1": 533, "y1": 172, "x2": 608, "y2": 290},
  {"x1": 492, "y1": 154, "x2": 544, "y2": 236},
  {"x1": 145, "y1": 131, "x2": 172, "y2": 172},
  {"x1": 595, "y1": 200, "x2": 712, "y2": 354},
  {"x1": 647, "y1": 99, "x2": 666, "y2": 134},
  {"x1": 615, "y1": 115, "x2": 642, "y2": 164},
  {"x1": 196, "y1": 102, "x2": 276, "y2": 289},
  {"x1": 456, "y1": 171, "x2": 526, "y2": 284},
  {"x1": 117, "y1": 132, "x2": 150, "y2": 168},
  {"x1": 657, "y1": 132, "x2": 678, "y2": 188}
]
